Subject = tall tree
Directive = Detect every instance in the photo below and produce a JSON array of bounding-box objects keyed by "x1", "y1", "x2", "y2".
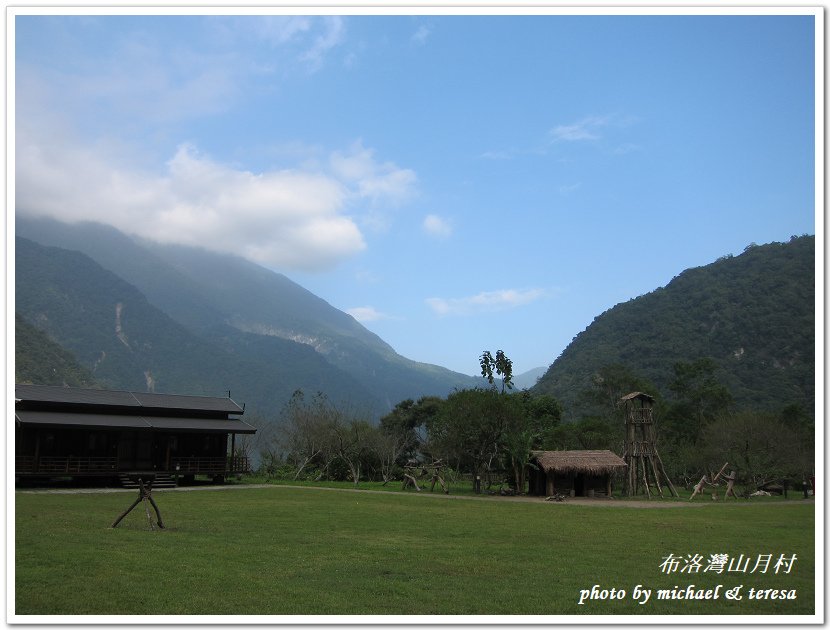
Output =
[
  {"x1": 501, "y1": 391, "x2": 563, "y2": 491},
  {"x1": 375, "y1": 399, "x2": 426, "y2": 484},
  {"x1": 480, "y1": 350, "x2": 514, "y2": 393},
  {"x1": 431, "y1": 388, "x2": 504, "y2": 482}
]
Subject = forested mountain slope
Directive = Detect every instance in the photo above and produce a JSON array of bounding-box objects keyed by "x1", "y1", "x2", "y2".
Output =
[
  {"x1": 15, "y1": 237, "x2": 382, "y2": 417},
  {"x1": 532, "y1": 236, "x2": 815, "y2": 419},
  {"x1": 15, "y1": 313, "x2": 99, "y2": 388},
  {"x1": 16, "y1": 216, "x2": 478, "y2": 414}
]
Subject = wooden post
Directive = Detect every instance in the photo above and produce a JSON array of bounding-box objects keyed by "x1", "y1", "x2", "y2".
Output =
[
  {"x1": 655, "y1": 452, "x2": 679, "y2": 497},
  {"x1": 140, "y1": 479, "x2": 165, "y2": 529},
  {"x1": 650, "y1": 457, "x2": 665, "y2": 498},
  {"x1": 111, "y1": 494, "x2": 143, "y2": 528},
  {"x1": 33, "y1": 432, "x2": 41, "y2": 473}
]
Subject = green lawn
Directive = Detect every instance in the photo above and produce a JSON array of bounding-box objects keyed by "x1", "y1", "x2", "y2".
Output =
[{"x1": 14, "y1": 486, "x2": 815, "y2": 617}]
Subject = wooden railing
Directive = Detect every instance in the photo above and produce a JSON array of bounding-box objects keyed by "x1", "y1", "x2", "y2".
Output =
[
  {"x1": 171, "y1": 456, "x2": 224, "y2": 474},
  {"x1": 627, "y1": 409, "x2": 653, "y2": 423},
  {"x1": 15, "y1": 456, "x2": 36, "y2": 473},
  {"x1": 171, "y1": 456, "x2": 250, "y2": 475},
  {"x1": 228, "y1": 456, "x2": 251, "y2": 473},
  {"x1": 20, "y1": 456, "x2": 119, "y2": 474},
  {"x1": 16, "y1": 455, "x2": 251, "y2": 476}
]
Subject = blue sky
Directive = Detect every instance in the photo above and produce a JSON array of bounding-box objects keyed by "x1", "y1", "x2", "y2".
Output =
[{"x1": 13, "y1": 10, "x2": 818, "y2": 377}]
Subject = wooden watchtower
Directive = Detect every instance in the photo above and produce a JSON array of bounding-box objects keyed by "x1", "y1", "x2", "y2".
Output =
[{"x1": 620, "y1": 392, "x2": 678, "y2": 498}]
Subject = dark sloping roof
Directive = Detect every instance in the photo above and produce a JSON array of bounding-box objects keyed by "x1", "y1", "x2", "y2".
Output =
[
  {"x1": 131, "y1": 392, "x2": 243, "y2": 414},
  {"x1": 619, "y1": 391, "x2": 655, "y2": 404},
  {"x1": 15, "y1": 410, "x2": 152, "y2": 429},
  {"x1": 532, "y1": 450, "x2": 627, "y2": 475},
  {"x1": 16, "y1": 385, "x2": 140, "y2": 407},
  {"x1": 146, "y1": 417, "x2": 257, "y2": 434},
  {"x1": 15, "y1": 410, "x2": 257, "y2": 434},
  {"x1": 15, "y1": 384, "x2": 243, "y2": 415}
]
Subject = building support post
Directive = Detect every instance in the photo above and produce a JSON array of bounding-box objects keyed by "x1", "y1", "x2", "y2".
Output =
[
  {"x1": 230, "y1": 433, "x2": 236, "y2": 472},
  {"x1": 33, "y1": 431, "x2": 41, "y2": 473}
]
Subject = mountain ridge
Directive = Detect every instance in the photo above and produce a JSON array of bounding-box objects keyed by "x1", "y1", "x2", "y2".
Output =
[
  {"x1": 15, "y1": 217, "x2": 814, "y2": 423},
  {"x1": 532, "y1": 236, "x2": 815, "y2": 419},
  {"x1": 15, "y1": 217, "x2": 478, "y2": 415}
]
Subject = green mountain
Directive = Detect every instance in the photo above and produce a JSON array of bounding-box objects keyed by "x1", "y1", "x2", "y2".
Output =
[
  {"x1": 15, "y1": 313, "x2": 99, "y2": 388},
  {"x1": 15, "y1": 217, "x2": 478, "y2": 415},
  {"x1": 15, "y1": 237, "x2": 377, "y2": 416},
  {"x1": 532, "y1": 236, "x2": 815, "y2": 419},
  {"x1": 512, "y1": 366, "x2": 547, "y2": 391}
]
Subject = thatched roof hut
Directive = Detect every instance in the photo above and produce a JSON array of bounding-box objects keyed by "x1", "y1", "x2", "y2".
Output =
[
  {"x1": 528, "y1": 450, "x2": 627, "y2": 497},
  {"x1": 533, "y1": 450, "x2": 627, "y2": 475}
]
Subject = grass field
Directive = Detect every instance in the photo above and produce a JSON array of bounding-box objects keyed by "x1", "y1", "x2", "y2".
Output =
[{"x1": 14, "y1": 485, "x2": 815, "y2": 617}]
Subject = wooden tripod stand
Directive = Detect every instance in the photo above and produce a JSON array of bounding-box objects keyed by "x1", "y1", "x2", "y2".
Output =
[{"x1": 111, "y1": 477, "x2": 165, "y2": 530}]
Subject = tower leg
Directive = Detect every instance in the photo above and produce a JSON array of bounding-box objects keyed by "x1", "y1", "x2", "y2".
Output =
[
  {"x1": 650, "y1": 457, "x2": 665, "y2": 498},
  {"x1": 656, "y1": 452, "x2": 679, "y2": 497},
  {"x1": 641, "y1": 457, "x2": 651, "y2": 499}
]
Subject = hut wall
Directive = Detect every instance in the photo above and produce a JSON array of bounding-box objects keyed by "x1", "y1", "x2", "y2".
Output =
[
  {"x1": 553, "y1": 472, "x2": 573, "y2": 494},
  {"x1": 552, "y1": 472, "x2": 610, "y2": 497}
]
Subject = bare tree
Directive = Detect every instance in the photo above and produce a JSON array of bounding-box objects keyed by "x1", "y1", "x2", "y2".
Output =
[
  {"x1": 279, "y1": 391, "x2": 334, "y2": 480},
  {"x1": 372, "y1": 426, "x2": 414, "y2": 485},
  {"x1": 331, "y1": 416, "x2": 373, "y2": 488}
]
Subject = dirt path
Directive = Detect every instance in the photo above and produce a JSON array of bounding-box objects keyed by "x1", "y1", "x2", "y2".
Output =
[{"x1": 16, "y1": 482, "x2": 813, "y2": 509}]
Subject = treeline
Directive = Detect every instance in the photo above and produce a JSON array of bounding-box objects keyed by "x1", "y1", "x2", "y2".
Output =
[
  {"x1": 252, "y1": 355, "x2": 814, "y2": 494},
  {"x1": 255, "y1": 386, "x2": 563, "y2": 491},
  {"x1": 563, "y1": 359, "x2": 814, "y2": 490}
]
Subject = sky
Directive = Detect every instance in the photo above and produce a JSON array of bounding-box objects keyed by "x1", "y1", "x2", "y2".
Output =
[{"x1": 12, "y1": 9, "x2": 819, "y2": 377}]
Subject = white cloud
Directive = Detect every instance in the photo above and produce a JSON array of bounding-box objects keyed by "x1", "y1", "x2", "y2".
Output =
[
  {"x1": 14, "y1": 17, "x2": 413, "y2": 272},
  {"x1": 426, "y1": 288, "x2": 547, "y2": 316},
  {"x1": 299, "y1": 16, "x2": 346, "y2": 72},
  {"x1": 21, "y1": 45, "x2": 238, "y2": 128},
  {"x1": 330, "y1": 140, "x2": 417, "y2": 209},
  {"x1": 245, "y1": 16, "x2": 313, "y2": 46},
  {"x1": 411, "y1": 24, "x2": 432, "y2": 45},
  {"x1": 16, "y1": 114, "x2": 418, "y2": 271},
  {"x1": 346, "y1": 306, "x2": 391, "y2": 323},
  {"x1": 550, "y1": 115, "x2": 610, "y2": 142},
  {"x1": 422, "y1": 214, "x2": 453, "y2": 238},
  {"x1": 213, "y1": 16, "x2": 344, "y2": 73},
  {"x1": 20, "y1": 17, "x2": 346, "y2": 136},
  {"x1": 16, "y1": 132, "x2": 389, "y2": 271}
]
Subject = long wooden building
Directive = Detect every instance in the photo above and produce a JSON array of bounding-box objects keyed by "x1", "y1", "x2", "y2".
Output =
[{"x1": 15, "y1": 384, "x2": 256, "y2": 483}]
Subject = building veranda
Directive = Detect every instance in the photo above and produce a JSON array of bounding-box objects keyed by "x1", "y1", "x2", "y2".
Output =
[{"x1": 15, "y1": 384, "x2": 256, "y2": 484}]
